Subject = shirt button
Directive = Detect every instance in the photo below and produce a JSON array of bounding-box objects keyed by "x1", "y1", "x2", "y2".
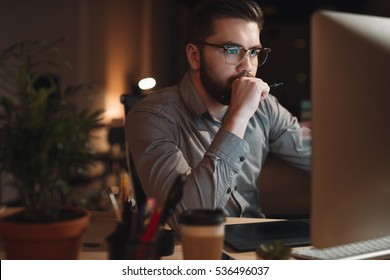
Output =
[
  {"x1": 239, "y1": 156, "x2": 245, "y2": 162},
  {"x1": 227, "y1": 187, "x2": 232, "y2": 194}
]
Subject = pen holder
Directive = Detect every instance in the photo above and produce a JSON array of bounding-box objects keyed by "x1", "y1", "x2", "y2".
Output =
[
  {"x1": 106, "y1": 224, "x2": 175, "y2": 260},
  {"x1": 106, "y1": 223, "x2": 158, "y2": 260}
]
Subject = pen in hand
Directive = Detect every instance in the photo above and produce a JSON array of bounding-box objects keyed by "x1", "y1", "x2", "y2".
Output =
[
  {"x1": 221, "y1": 81, "x2": 283, "y2": 103},
  {"x1": 268, "y1": 82, "x2": 283, "y2": 89}
]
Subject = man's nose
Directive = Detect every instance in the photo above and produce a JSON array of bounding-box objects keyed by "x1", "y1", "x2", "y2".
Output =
[{"x1": 236, "y1": 52, "x2": 254, "y2": 72}]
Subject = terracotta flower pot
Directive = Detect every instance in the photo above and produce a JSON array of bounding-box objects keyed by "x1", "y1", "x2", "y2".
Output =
[{"x1": 0, "y1": 208, "x2": 90, "y2": 260}]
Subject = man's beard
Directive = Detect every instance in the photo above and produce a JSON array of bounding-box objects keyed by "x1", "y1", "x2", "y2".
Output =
[{"x1": 199, "y1": 55, "x2": 244, "y2": 106}]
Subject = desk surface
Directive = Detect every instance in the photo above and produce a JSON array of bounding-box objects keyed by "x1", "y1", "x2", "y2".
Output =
[{"x1": 0, "y1": 207, "x2": 282, "y2": 260}]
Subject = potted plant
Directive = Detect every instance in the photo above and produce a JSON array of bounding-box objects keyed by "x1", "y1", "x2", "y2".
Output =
[{"x1": 0, "y1": 39, "x2": 104, "y2": 259}]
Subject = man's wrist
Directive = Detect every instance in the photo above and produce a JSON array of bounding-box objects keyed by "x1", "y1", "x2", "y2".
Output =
[{"x1": 222, "y1": 113, "x2": 250, "y2": 139}]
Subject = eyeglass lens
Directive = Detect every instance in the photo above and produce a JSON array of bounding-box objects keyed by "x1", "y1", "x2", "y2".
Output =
[{"x1": 225, "y1": 48, "x2": 268, "y2": 66}]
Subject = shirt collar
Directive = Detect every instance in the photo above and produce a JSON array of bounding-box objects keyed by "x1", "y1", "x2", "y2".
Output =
[{"x1": 179, "y1": 72, "x2": 208, "y2": 119}]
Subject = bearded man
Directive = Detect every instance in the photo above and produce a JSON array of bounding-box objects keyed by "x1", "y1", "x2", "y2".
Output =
[{"x1": 125, "y1": 0, "x2": 311, "y2": 229}]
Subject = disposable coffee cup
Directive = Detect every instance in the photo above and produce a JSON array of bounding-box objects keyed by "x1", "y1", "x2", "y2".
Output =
[{"x1": 179, "y1": 208, "x2": 226, "y2": 260}]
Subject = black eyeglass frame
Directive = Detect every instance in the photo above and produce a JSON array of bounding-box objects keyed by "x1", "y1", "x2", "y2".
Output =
[{"x1": 196, "y1": 42, "x2": 271, "y2": 67}]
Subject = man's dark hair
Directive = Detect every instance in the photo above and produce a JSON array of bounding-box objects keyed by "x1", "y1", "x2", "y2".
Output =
[{"x1": 185, "y1": 0, "x2": 264, "y2": 44}]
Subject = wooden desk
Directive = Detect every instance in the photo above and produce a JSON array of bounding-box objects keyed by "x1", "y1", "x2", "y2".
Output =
[{"x1": 0, "y1": 207, "x2": 279, "y2": 260}]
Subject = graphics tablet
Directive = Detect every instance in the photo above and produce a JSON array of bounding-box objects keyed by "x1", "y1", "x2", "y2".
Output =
[{"x1": 224, "y1": 219, "x2": 311, "y2": 252}]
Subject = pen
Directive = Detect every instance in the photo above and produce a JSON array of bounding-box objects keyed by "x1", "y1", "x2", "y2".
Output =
[
  {"x1": 140, "y1": 210, "x2": 161, "y2": 244},
  {"x1": 269, "y1": 82, "x2": 283, "y2": 89},
  {"x1": 108, "y1": 188, "x2": 122, "y2": 223},
  {"x1": 135, "y1": 205, "x2": 161, "y2": 259},
  {"x1": 120, "y1": 172, "x2": 130, "y2": 205}
]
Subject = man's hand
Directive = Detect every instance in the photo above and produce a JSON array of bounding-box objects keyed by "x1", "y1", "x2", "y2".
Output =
[{"x1": 222, "y1": 76, "x2": 270, "y2": 138}]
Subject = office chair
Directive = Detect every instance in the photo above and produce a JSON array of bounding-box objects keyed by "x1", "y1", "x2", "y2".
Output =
[{"x1": 120, "y1": 92, "x2": 147, "y2": 207}]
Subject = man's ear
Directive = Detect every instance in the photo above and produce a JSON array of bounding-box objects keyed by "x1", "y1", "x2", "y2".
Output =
[{"x1": 186, "y1": 43, "x2": 201, "y2": 70}]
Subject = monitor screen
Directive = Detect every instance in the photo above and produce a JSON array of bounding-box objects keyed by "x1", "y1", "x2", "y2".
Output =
[{"x1": 311, "y1": 10, "x2": 390, "y2": 248}]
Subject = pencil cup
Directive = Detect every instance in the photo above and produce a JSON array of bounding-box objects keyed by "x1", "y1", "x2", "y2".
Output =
[
  {"x1": 106, "y1": 224, "x2": 159, "y2": 260},
  {"x1": 179, "y1": 208, "x2": 226, "y2": 260},
  {"x1": 106, "y1": 224, "x2": 175, "y2": 259}
]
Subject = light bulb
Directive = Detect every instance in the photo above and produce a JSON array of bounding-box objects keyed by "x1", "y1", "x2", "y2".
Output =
[{"x1": 138, "y1": 77, "x2": 156, "y2": 90}]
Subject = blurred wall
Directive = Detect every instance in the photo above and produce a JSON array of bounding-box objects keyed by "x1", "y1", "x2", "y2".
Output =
[{"x1": 0, "y1": 0, "x2": 187, "y2": 122}]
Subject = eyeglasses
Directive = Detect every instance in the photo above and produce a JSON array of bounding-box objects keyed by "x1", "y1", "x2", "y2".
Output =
[{"x1": 197, "y1": 42, "x2": 271, "y2": 67}]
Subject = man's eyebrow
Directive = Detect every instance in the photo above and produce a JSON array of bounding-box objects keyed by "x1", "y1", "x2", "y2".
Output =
[
  {"x1": 222, "y1": 41, "x2": 242, "y2": 47},
  {"x1": 222, "y1": 41, "x2": 262, "y2": 49}
]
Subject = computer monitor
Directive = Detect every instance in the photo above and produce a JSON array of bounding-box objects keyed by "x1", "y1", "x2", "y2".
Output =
[{"x1": 311, "y1": 10, "x2": 390, "y2": 248}]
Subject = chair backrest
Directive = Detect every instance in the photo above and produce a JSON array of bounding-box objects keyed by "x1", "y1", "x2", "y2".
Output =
[{"x1": 120, "y1": 92, "x2": 146, "y2": 206}]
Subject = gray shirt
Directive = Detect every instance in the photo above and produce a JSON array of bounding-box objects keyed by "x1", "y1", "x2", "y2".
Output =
[{"x1": 126, "y1": 72, "x2": 311, "y2": 229}]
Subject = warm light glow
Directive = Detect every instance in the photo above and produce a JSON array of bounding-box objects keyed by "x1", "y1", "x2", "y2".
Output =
[
  {"x1": 103, "y1": 0, "x2": 154, "y2": 124},
  {"x1": 104, "y1": 2, "x2": 133, "y2": 124},
  {"x1": 104, "y1": 93, "x2": 123, "y2": 121},
  {"x1": 138, "y1": 77, "x2": 156, "y2": 90}
]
